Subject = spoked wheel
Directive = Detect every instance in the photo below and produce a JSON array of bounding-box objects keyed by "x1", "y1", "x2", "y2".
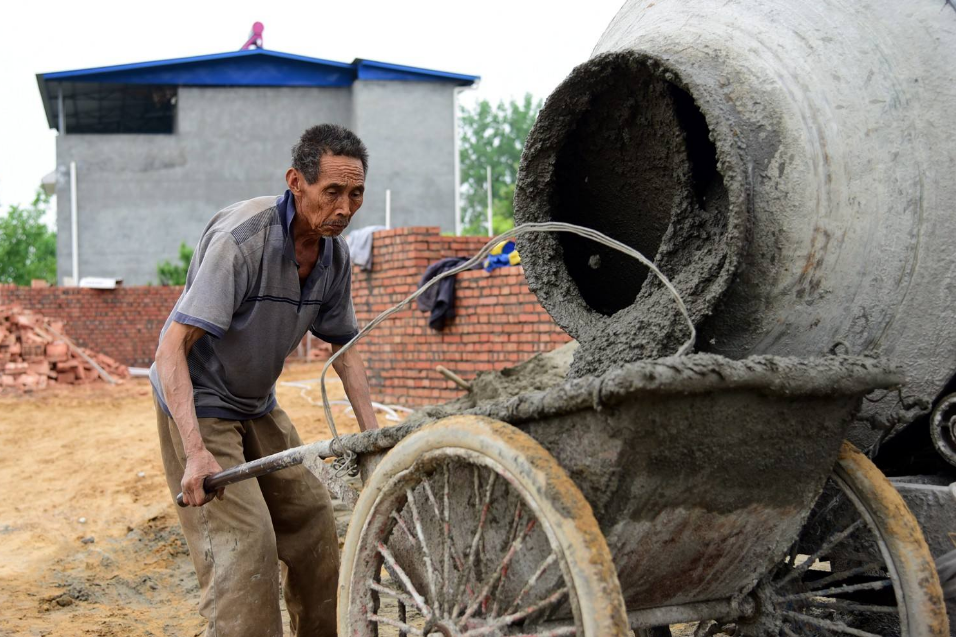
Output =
[
  {"x1": 338, "y1": 415, "x2": 629, "y2": 637},
  {"x1": 640, "y1": 442, "x2": 948, "y2": 637},
  {"x1": 760, "y1": 441, "x2": 947, "y2": 636}
]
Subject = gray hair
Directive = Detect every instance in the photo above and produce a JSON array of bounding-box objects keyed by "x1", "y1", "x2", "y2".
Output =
[{"x1": 292, "y1": 124, "x2": 369, "y2": 184}]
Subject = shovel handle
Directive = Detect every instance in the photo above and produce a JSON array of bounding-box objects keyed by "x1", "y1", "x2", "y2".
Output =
[
  {"x1": 175, "y1": 447, "x2": 306, "y2": 507},
  {"x1": 176, "y1": 475, "x2": 224, "y2": 507}
]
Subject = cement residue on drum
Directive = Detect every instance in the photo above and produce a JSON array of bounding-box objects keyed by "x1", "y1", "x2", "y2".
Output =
[{"x1": 514, "y1": 50, "x2": 748, "y2": 379}]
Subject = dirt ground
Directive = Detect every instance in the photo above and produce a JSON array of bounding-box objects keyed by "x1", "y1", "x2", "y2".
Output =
[{"x1": 0, "y1": 363, "x2": 397, "y2": 637}]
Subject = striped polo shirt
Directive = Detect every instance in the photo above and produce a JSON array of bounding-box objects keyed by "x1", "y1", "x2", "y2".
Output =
[{"x1": 149, "y1": 190, "x2": 359, "y2": 420}]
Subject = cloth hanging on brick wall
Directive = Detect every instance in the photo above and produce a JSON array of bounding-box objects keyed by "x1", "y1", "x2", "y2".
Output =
[
  {"x1": 416, "y1": 257, "x2": 470, "y2": 331},
  {"x1": 345, "y1": 225, "x2": 387, "y2": 271}
]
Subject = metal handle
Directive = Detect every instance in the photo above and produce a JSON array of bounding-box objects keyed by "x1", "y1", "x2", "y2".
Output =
[
  {"x1": 175, "y1": 447, "x2": 305, "y2": 507},
  {"x1": 176, "y1": 475, "x2": 216, "y2": 508}
]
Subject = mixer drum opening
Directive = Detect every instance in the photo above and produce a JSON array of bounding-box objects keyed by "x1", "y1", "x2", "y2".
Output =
[
  {"x1": 515, "y1": 51, "x2": 748, "y2": 372},
  {"x1": 551, "y1": 55, "x2": 725, "y2": 316}
]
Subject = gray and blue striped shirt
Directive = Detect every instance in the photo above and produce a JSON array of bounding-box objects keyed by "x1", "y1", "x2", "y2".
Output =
[{"x1": 150, "y1": 190, "x2": 359, "y2": 420}]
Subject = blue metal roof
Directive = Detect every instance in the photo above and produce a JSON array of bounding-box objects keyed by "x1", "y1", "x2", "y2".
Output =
[
  {"x1": 354, "y1": 59, "x2": 481, "y2": 84},
  {"x1": 40, "y1": 48, "x2": 479, "y2": 87},
  {"x1": 37, "y1": 48, "x2": 479, "y2": 129}
]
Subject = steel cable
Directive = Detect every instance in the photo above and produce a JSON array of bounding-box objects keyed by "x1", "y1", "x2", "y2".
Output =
[{"x1": 320, "y1": 221, "x2": 696, "y2": 475}]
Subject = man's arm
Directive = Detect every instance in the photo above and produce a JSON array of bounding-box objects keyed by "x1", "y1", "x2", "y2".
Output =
[
  {"x1": 331, "y1": 344, "x2": 379, "y2": 432},
  {"x1": 155, "y1": 321, "x2": 225, "y2": 506}
]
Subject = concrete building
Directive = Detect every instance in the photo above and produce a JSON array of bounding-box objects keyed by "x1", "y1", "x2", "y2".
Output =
[{"x1": 36, "y1": 49, "x2": 479, "y2": 285}]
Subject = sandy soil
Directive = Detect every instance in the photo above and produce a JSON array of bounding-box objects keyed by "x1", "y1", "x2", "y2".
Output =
[{"x1": 0, "y1": 363, "x2": 396, "y2": 637}]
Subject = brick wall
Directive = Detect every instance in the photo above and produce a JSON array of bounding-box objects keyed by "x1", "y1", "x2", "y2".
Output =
[
  {"x1": 0, "y1": 284, "x2": 182, "y2": 368},
  {"x1": 0, "y1": 227, "x2": 571, "y2": 406},
  {"x1": 350, "y1": 228, "x2": 571, "y2": 406}
]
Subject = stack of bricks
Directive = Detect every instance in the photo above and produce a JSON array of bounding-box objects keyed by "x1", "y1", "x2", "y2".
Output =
[
  {"x1": 349, "y1": 227, "x2": 572, "y2": 407},
  {"x1": 0, "y1": 306, "x2": 129, "y2": 392}
]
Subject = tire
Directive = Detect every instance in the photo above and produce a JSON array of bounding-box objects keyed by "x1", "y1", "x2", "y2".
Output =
[
  {"x1": 337, "y1": 415, "x2": 629, "y2": 636},
  {"x1": 824, "y1": 442, "x2": 948, "y2": 637}
]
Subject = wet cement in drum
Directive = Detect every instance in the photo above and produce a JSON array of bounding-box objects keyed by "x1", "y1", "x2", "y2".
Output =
[{"x1": 514, "y1": 52, "x2": 742, "y2": 379}]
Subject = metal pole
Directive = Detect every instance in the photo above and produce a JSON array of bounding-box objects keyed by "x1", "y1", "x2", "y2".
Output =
[
  {"x1": 385, "y1": 189, "x2": 392, "y2": 229},
  {"x1": 70, "y1": 161, "x2": 79, "y2": 286},
  {"x1": 175, "y1": 423, "x2": 414, "y2": 506},
  {"x1": 486, "y1": 165, "x2": 493, "y2": 236},
  {"x1": 453, "y1": 88, "x2": 464, "y2": 236}
]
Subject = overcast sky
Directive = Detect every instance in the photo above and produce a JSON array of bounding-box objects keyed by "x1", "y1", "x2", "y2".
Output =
[{"x1": 0, "y1": 0, "x2": 626, "y2": 219}]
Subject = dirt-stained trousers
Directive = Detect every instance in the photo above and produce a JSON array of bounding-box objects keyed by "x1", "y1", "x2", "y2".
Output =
[{"x1": 155, "y1": 397, "x2": 339, "y2": 637}]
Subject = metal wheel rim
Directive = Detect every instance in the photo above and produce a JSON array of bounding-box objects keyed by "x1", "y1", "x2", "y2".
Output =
[
  {"x1": 829, "y1": 465, "x2": 907, "y2": 634},
  {"x1": 660, "y1": 462, "x2": 913, "y2": 636},
  {"x1": 346, "y1": 447, "x2": 582, "y2": 637},
  {"x1": 756, "y1": 461, "x2": 907, "y2": 636}
]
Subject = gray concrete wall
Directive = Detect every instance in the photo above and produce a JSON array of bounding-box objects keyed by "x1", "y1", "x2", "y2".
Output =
[
  {"x1": 351, "y1": 81, "x2": 457, "y2": 232},
  {"x1": 56, "y1": 86, "x2": 354, "y2": 285},
  {"x1": 55, "y1": 82, "x2": 460, "y2": 285}
]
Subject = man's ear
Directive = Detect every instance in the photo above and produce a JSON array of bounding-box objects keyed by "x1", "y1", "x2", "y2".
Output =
[{"x1": 285, "y1": 168, "x2": 300, "y2": 195}]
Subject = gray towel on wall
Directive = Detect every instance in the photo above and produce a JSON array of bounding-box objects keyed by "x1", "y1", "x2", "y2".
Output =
[{"x1": 345, "y1": 225, "x2": 387, "y2": 271}]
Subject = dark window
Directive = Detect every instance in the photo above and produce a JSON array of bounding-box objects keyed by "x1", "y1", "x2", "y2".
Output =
[{"x1": 55, "y1": 82, "x2": 177, "y2": 134}]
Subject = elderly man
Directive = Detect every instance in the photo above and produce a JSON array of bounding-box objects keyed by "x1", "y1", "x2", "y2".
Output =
[{"x1": 150, "y1": 124, "x2": 377, "y2": 637}]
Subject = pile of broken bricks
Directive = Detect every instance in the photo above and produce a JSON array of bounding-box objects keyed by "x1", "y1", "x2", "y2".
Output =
[{"x1": 1, "y1": 306, "x2": 129, "y2": 392}]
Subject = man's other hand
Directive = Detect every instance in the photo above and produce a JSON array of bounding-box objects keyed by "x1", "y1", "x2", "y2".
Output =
[{"x1": 181, "y1": 449, "x2": 225, "y2": 506}]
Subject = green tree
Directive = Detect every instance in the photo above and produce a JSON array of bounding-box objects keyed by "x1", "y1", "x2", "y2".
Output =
[
  {"x1": 0, "y1": 189, "x2": 57, "y2": 286},
  {"x1": 459, "y1": 94, "x2": 542, "y2": 235},
  {"x1": 157, "y1": 242, "x2": 194, "y2": 286}
]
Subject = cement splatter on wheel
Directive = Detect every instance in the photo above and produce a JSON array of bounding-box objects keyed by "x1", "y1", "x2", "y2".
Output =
[{"x1": 337, "y1": 416, "x2": 629, "y2": 637}]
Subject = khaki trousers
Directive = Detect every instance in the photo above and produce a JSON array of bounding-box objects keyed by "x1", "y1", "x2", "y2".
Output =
[{"x1": 156, "y1": 398, "x2": 339, "y2": 637}]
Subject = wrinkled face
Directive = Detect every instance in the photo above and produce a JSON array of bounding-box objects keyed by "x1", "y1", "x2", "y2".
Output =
[{"x1": 286, "y1": 154, "x2": 365, "y2": 237}]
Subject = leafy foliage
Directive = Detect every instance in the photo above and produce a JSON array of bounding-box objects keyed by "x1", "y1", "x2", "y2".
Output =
[
  {"x1": 0, "y1": 189, "x2": 57, "y2": 286},
  {"x1": 157, "y1": 242, "x2": 194, "y2": 286},
  {"x1": 459, "y1": 94, "x2": 541, "y2": 235}
]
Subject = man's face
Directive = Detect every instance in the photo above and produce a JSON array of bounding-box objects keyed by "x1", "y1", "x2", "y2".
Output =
[{"x1": 287, "y1": 154, "x2": 365, "y2": 237}]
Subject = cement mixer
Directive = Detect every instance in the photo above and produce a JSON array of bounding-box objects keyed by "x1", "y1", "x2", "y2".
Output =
[{"x1": 513, "y1": 0, "x2": 956, "y2": 633}]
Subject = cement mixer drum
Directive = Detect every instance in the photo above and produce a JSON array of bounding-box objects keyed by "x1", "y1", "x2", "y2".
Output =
[{"x1": 514, "y1": 0, "x2": 956, "y2": 416}]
